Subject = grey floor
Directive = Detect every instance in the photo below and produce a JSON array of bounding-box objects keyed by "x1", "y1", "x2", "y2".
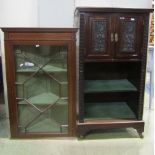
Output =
[{"x1": 0, "y1": 92, "x2": 154, "y2": 155}]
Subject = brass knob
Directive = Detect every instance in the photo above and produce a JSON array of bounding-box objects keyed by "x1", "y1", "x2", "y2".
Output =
[
  {"x1": 115, "y1": 33, "x2": 118, "y2": 42},
  {"x1": 111, "y1": 33, "x2": 114, "y2": 42}
]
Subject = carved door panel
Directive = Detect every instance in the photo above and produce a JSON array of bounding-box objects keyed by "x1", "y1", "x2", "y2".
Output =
[
  {"x1": 115, "y1": 14, "x2": 143, "y2": 59},
  {"x1": 86, "y1": 14, "x2": 114, "y2": 59}
]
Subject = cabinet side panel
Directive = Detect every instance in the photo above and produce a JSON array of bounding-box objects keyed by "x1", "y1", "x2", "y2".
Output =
[
  {"x1": 138, "y1": 14, "x2": 149, "y2": 119},
  {"x1": 79, "y1": 13, "x2": 85, "y2": 122},
  {"x1": 4, "y1": 41, "x2": 18, "y2": 137},
  {"x1": 67, "y1": 41, "x2": 77, "y2": 136}
]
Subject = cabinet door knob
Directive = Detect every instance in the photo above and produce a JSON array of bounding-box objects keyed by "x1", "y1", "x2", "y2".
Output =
[
  {"x1": 111, "y1": 33, "x2": 114, "y2": 42},
  {"x1": 115, "y1": 33, "x2": 118, "y2": 42}
]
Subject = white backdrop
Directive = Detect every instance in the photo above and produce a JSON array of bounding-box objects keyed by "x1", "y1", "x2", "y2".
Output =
[
  {"x1": 0, "y1": 0, "x2": 152, "y2": 27},
  {"x1": 0, "y1": 0, "x2": 38, "y2": 27},
  {"x1": 75, "y1": 0, "x2": 152, "y2": 8},
  {"x1": 38, "y1": 0, "x2": 74, "y2": 27},
  {"x1": 38, "y1": 0, "x2": 152, "y2": 27}
]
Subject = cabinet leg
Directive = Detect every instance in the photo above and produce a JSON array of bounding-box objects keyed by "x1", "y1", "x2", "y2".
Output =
[
  {"x1": 77, "y1": 128, "x2": 88, "y2": 139},
  {"x1": 78, "y1": 131, "x2": 88, "y2": 139},
  {"x1": 139, "y1": 132, "x2": 144, "y2": 138},
  {"x1": 79, "y1": 135, "x2": 85, "y2": 139},
  {"x1": 135, "y1": 128, "x2": 144, "y2": 138}
]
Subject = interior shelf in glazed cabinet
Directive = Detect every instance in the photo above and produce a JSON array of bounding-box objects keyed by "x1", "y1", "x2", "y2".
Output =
[
  {"x1": 2, "y1": 28, "x2": 77, "y2": 138},
  {"x1": 75, "y1": 8, "x2": 153, "y2": 138}
]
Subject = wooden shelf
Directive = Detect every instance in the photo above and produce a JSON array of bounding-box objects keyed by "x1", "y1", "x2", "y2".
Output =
[
  {"x1": 85, "y1": 102, "x2": 136, "y2": 119},
  {"x1": 85, "y1": 79, "x2": 137, "y2": 93},
  {"x1": 85, "y1": 59, "x2": 141, "y2": 62},
  {"x1": 19, "y1": 118, "x2": 60, "y2": 133},
  {"x1": 43, "y1": 65, "x2": 67, "y2": 72},
  {"x1": 16, "y1": 65, "x2": 67, "y2": 73},
  {"x1": 27, "y1": 92, "x2": 59, "y2": 105},
  {"x1": 83, "y1": 119, "x2": 137, "y2": 124},
  {"x1": 18, "y1": 92, "x2": 67, "y2": 105},
  {"x1": 19, "y1": 118, "x2": 68, "y2": 133}
]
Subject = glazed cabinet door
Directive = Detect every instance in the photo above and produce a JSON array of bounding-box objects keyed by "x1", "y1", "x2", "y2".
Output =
[
  {"x1": 85, "y1": 14, "x2": 114, "y2": 59},
  {"x1": 5, "y1": 40, "x2": 76, "y2": 137},
  {"x1": 15, "y1": 43, "x2": 69, "y2": 135},
  {"x1": 114, "y1": 14, "x2": 143, "y2": 59}
]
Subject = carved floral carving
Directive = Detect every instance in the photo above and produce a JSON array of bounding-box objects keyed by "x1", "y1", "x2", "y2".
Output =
[
  {"x1": 120, "y1": 21, "x2": 136, "y2": 52},
  {"x1": 92, "y1": 20, "x2": 106, "y2": 52}
]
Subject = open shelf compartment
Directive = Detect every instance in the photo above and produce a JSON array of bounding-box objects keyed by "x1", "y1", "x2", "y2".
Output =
[
  {"x1": 84, "y1": 102, "x2": 136, "y2": 119},
  {"x1": 84, "y1": 79, "x2": 137, "y2": 93}
]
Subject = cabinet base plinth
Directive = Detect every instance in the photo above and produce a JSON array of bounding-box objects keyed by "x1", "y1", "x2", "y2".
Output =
[{"x1": 77, "y1": 120, "x2": 144, "y2": 138}]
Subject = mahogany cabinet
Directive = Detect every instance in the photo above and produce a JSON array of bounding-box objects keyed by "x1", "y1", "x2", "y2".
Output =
[
  {"x1": 2, "y1": 28, "x2": 77, "y2": 138},
  {"x1": 75, "y1": 8, "x2": 153, "y2": 138}
]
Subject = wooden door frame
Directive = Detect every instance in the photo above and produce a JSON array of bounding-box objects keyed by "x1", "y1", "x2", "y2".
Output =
[
  {"x1": 85, "y1": 13, "x2": 114, "y2": 59},
  {"x1": 4, "y1": 38, "x2": 76, "y2": 138},
  {"x1": 114, "y1": 13, "x2": 144, "y2": 59}
]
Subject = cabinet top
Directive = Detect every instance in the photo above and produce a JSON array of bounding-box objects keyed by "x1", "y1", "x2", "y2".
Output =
[
  {"x1": 1, "y1": 28, "x2": 78, "y2": 41},
  {"x1": 1, "y1": 28, "x2": 78, "y2": 33},
  {"x1": 75, "y1": 7, "x2": 153, "y2": 13}
]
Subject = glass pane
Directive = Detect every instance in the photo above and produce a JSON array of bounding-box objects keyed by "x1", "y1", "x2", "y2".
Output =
[
  {"x1": 14, "y1": 45, "x2": 68, "y2": 134},
  {"x1": 91, "y1": 20, "x2": 107, "y2": 52},
  {"x1": 120, "y1": 17, "x2": 136, "y2": 52}
]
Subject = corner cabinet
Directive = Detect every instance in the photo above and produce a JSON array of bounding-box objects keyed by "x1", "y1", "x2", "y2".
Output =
[
  {"x1": 75, "y1": 8, "x2": 153, "y2": 138},
  {"x1": 2, "y1": 28, "x2": 77, "y2": 138}
]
